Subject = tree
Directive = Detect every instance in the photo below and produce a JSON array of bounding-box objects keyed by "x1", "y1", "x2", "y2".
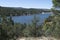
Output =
[
  {"x1": 22, "y1": 15, "x2": 39, "y2": 37},
  {"x1": 52, "y1": 0, "x2": 60, "y2": 7},
  {"x1": 22, "y1": 15, "x2": 43, "y2": 37},
  {"x1": 42, "y1": 0, "x2": 60, "y2": 38}
]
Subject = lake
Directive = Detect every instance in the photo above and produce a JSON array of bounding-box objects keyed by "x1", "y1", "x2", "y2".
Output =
[{"x1": 12, "y1": 13, "x2": 52, "y2": 24}]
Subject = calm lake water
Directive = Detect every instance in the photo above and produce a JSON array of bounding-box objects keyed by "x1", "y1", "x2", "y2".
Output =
[{"x1": 12, "y1": 13, "x2": 52, "y2": 24}]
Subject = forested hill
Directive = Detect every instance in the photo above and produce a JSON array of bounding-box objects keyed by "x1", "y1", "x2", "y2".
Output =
[{"x1": 0, "y1": 6, "x2": 51, "y2": 16}]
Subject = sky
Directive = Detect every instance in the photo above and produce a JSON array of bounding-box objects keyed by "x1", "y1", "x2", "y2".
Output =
[{"x1": 0, "y1": 0, "x2": 52, "y2": 9}]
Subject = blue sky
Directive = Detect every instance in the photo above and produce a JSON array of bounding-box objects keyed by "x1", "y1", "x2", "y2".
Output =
[{"x1": 0, "y1": 0, "x2": 52, "y2": 9}]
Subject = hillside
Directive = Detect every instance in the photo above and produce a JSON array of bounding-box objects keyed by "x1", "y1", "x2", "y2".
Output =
[{"x1": 0, "y1": 6, "x2": 51, "y2": 16}]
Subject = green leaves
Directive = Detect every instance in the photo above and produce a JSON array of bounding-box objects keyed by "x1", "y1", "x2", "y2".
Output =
[{"x1": 52, "y1": 0, "x2": 60, "y2": 7}]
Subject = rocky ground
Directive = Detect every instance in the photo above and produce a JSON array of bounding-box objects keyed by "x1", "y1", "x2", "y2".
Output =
[{"x1": 17, "y1": 36, "x2": 60, "y2": 40}]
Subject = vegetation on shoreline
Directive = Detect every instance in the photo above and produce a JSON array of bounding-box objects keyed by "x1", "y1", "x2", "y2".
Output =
[
  {"x1": 0, "y1": 0, "x2": 60, "y2": 40},
  {"x1": 0, "y1": 15, "x2": 44, "y2": 40},
  {"x1": 42, "y1": 0, "x2": 60, "y2": 38},
  {"x1": 0, "y1": 6, "x2": 51, "y2": 16}
]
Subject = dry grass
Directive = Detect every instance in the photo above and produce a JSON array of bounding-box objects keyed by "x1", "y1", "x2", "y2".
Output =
[{"x1": 17, "y1": 36, "x2": 60, "y2": 40}]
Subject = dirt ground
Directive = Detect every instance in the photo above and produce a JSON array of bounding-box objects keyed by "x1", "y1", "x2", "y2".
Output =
[{"x1": 17, "y1": 36, "x2": 60, "y2": 40}]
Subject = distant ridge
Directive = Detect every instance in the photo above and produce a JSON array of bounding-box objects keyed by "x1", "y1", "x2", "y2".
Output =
[
  {"x1": 0, "y1": 6, "x2": 51, "y2": 16},
  {"x1": 0, "y1": 6, "x2": 51, "y2": 10}
]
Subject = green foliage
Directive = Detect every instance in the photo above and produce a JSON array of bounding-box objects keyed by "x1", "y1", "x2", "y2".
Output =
[
  {"x1": 42, "y1": 0, "x2": 60, "y2": 38},
  {"x1": 43, "y1": 15, "x2": 60, "y2": 38},
  {"x1": 0, "y1": 14, "x2": 43, "y2": 40},
  {"x1": 22, "y1": 15, "x2": 43, "y2": 37},
  {"x1": 52, "y1": 0, "x2": 60, "y2": 7}
]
